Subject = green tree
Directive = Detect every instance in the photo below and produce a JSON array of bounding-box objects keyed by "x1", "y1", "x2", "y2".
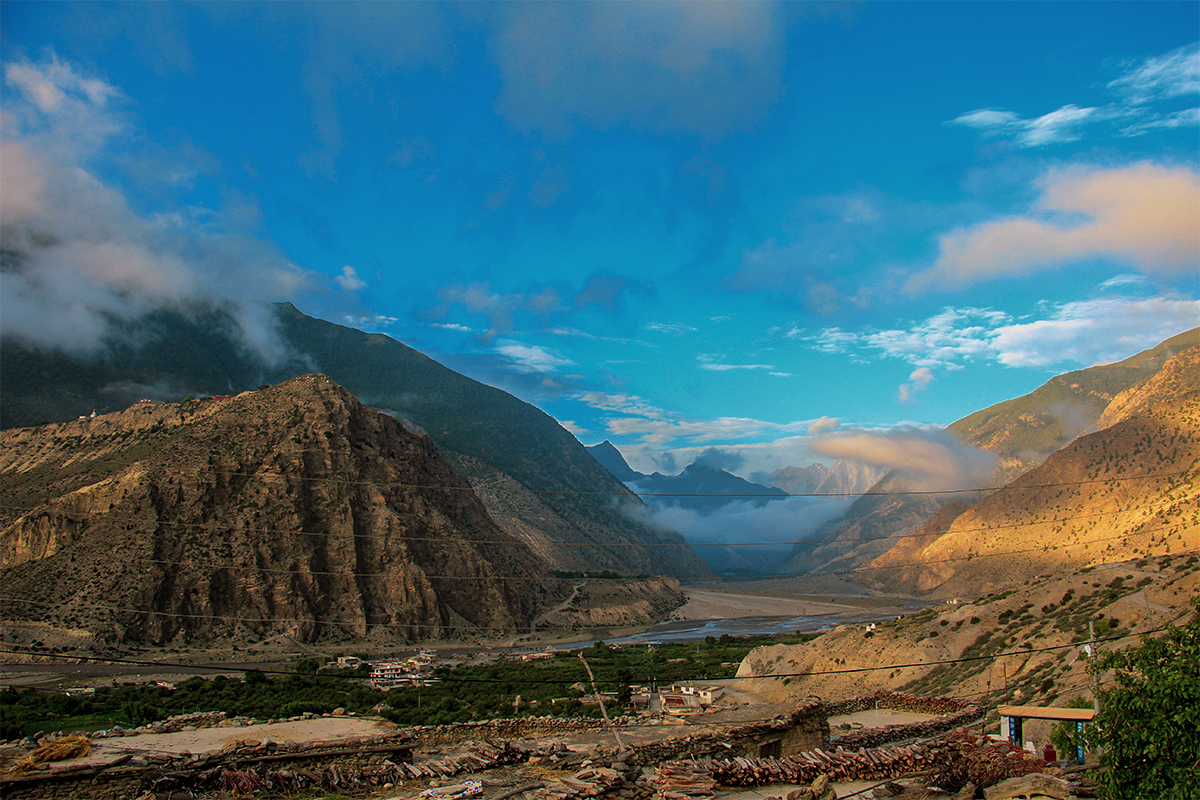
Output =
[
  {"x1": 1084, "y1": 601, "x2": 1199, "y2": 799},
  {"x1": 1049, "y1": 695, "x2": 1093, "y2": 761}
]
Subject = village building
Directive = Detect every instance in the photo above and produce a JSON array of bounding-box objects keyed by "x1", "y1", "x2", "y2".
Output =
[{"x1": 658, "y1": 683, "x2": 724, "y2": 714}]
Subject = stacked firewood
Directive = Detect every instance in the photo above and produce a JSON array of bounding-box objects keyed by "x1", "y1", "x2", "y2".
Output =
[
  {"x1": 821, "y1": 691, "x2": 975, "y2": 718},
  {"x1": 929, "y1": 730, "x2": 1047, "y2": 792},
  {"x1": 699, "y1": 743, "x2": 938, "y2": 786},
  {"x1": 654, "y1": 759, "x2": 720, "y2": 800},
  {"x1": 831, "y1": 706, "x2": 985, "y2": 750},
  {"x1": 145, "y1": 738, "x2": 537, "y2": 796}
]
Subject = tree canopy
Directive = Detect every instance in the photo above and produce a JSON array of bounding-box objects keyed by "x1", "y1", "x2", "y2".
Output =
[{"x1": 1085, "y1": 600, "x2": 1199, "y2": 799}]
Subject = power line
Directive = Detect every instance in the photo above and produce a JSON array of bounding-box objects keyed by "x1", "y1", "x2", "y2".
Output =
[
  {"x1": 0, "y1": 529, "x2": 1185, "y2": 594},
  {"x1": 1, "y1": 455, "x2": 1189, "y2": 500},
  {"x1": 0, "y1": 496, "x2": 1187, "y2": 551}
]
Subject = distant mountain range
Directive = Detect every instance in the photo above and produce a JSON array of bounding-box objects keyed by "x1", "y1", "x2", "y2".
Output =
[
  {"x1": 1, "y1": 303, "x2": 711, "y2": 580},
  {"x1": 587, "y1": 440, "x2": 885, "y2": 512},
  {"x1": 586, "y1": 441, "x2": 888, "y2": 576},
  {"x1": 586, "y1": 441, "x2": 786, "y2": 513}
]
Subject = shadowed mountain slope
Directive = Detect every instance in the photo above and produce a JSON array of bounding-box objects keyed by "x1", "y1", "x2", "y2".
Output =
[{"x1": 1, "y1": 304, "x2": 710, "y2": 579}]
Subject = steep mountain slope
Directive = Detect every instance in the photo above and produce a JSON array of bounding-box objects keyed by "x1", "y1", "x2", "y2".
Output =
[
  {"x1": 1, "y1": 304, "x2": 710, "y2": 579},
  {"x1": 587, "y1": 441, "x2": 641, "y2": 482},
  {"x1": 1, "y1": 376, "x2": 557, "y2": 644},
  {"x1": 949, "y1": 327, "x2": 1198, "y2": 479},
  {"x1": 779, "y1": 330, "x2": 1198, "y2": 578},
  {"x1": 867, "y1": 346, "x2": 1200, "y2": 597}
]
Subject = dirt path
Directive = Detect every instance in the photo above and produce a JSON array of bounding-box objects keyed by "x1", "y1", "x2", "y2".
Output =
[{"x1": 533, "y1": 582, "x2": 585, "y2": 629}]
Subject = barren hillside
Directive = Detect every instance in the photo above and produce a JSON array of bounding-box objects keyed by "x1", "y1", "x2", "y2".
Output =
[
  {"x1": 738, "y1": 553, "x2": 1198, "y2": 726},
  {"x1": 866, "y1": 346, "x2": 1199, "y2": 598}
]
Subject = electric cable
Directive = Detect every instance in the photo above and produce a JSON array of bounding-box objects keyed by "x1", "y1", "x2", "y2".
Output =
[{"x1": 0, "y1": 495, "x2": 1188, "y2": 550}]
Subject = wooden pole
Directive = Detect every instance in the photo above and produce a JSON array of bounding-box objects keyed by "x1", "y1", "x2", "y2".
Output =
[{"x1": 579, "y1": 653, "x2": 625, "y2": 753}]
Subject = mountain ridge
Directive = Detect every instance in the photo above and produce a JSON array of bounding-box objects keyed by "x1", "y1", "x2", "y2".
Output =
[
  {"x1": 1, "y1": 304, "x2": 711, "y2": 579},
  {"x1": 866, "y1": 345, "x2": 1200, "y2": 597},
  {"x1": 778, "y1": 329, "x2": 1199, "y2": 578},
  {"x1": 0, "y1": 375, "x2": 557, "y2": 644}
]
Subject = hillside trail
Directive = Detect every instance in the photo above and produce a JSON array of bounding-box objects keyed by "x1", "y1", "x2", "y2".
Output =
[{"x1": 532, "y1": 583, "x2": 586, "y2": 630}]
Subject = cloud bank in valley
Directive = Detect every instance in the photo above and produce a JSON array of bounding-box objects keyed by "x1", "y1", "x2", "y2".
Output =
[
  {"x1": 0, "y1": 56, "x2": 316, "y2": 361},
  {"x1": 810, "y1": 427, "x2": 999, "y2": 492},
  {"x1": 627, "y1": 493, "x2": 854, "y2": 573}
]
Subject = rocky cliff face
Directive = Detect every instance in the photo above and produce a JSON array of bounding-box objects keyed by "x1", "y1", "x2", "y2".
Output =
[
  {"x1": 0, "y1": 376, "x2": 556, "y2": 644},
  {"x1": 534, "y1": 577, "x2": 686, "y2": 632}
]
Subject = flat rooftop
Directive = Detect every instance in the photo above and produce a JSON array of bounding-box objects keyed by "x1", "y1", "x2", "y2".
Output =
[{"x1": 997, "y1": 705, "x2": 1095, "y2": 722}]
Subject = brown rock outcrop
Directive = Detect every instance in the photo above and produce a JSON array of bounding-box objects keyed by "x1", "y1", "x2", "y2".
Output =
[{"x1": 0, "y1": 375, "x2": 556, "y2": 643}]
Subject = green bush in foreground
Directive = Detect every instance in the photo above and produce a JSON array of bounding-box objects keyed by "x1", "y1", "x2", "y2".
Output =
[{"x1": 1085, "y1": 599, "x2": 1199, "y2": 800}]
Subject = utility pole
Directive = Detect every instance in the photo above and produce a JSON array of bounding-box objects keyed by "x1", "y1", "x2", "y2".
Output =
[
  {"x1": 579, "y1": 653, "x2": 625, "y2": 754},
  {"x1": 1088, "y1": 621, "x2": 1100, "y2": 713}
]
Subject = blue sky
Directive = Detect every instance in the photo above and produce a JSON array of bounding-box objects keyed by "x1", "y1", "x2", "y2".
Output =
[{"x1": 2, "y1": 1, "x2": 1198, "y2": 482}]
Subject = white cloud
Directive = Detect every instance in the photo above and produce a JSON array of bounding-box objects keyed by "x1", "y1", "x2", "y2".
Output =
[
  {"x1": 576, "y1": 391, "x2": 812, "y2": 448},
  {"x1": 806, "y1": 416, "x2": 839, "y2": 435},
  {"x1": 490, "y1": 2, "x2": 784, "y2": 137},
  {"x1": 990, "y1": 297, "x2": 1200, "y2": 367},
  {"x1": 898, "y1": 367, "x2": 934, "y2": 403},
  {"x1": 495, "y1": 339, "x2": 575, "y2": 373},
  {"x1": 906, "y1": 163, "x2": 1200, "y2": 292},
  {"x1": 334, "y1": 265, "x2": 366, "y2": 292},
  {"x1": 951, "y1": 43, "x2": 1199, "y2": 147},
  {"x1": 1108, "y1": 42, "x2": 1200, "y2": 104},
  {"x1": 0, "y1": 55, "x2": 316, "y2": 360},
  {"x1": 801, "y1": 298, "x2": 1198, "y2": 373},
  {"x1": 697, "y1": 354, "x2": 774, "y2": 372},
  {"x1": 4, "y1": 56, "x2": 124, "y2": 152},
  {"x1": 952, "y1": 104, "x2": 1113, "y2": 147},
  {"x1": 800, "y1": 308, "x2": 1008, "y2": 369},
  {"x1": 342, "y1": 312, "x2": 399, "y2": 329},
  {"x1": 646, "y1": 321, "x2": 697, "y2": 335},
  {"x1": 1099, "y1": 274, "x2": 1150, "y2": 290},
  {"x1": 577, "y1": 391, "x2": 667, "y2": 419},
  {"x1": 1120, "y1": 106, "x2": 1200, "y2": 137},
  {"x1": 605, "y1": 415, "x2": 806, "y2": 447},
  {"x1": 811, "y1": 427, "x2": 998, "y2": 492}
]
